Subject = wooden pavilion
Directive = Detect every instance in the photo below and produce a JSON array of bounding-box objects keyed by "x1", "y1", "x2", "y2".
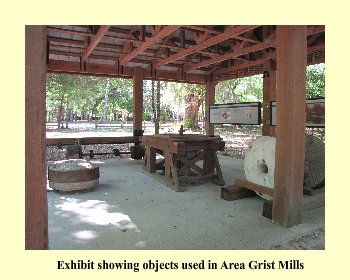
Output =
[{"x1": 25, "y1": 25, "x2": 325, "y2": 249}]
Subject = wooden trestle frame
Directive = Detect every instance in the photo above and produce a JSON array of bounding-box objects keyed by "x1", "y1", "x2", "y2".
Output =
[{"x1": 141, "y1": 134, "x2": 225, "y2": 191}]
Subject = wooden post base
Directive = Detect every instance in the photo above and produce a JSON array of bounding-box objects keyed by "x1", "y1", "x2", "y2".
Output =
[
  {"x1": 262, "y1": 188, "x2": 325, "y2": 219},
  {"x1": 221, "y1": 179, "x2": 273, "y2": 201}
]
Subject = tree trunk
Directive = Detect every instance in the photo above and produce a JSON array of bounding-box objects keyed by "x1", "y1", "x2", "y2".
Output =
[
  {"x1": 102, "y1": 79, "x2": 110, "y2": 122},
  {"x1": 184, "y1": 93, "x2": 201, "y2": 127},
  {"x1": 65, "y1": 95, "x2": 69, "y2": 128},
  {"x1": 151, "y1": 80, "x2": 160, "y2": 134},
  {"x1": 155, "y1": 81, "x2": 161, "y2": 134},
  {"x1": 58, "y1": 98, "x2": 64, "y2": 128},
  {"x1": 152, "y1": 80, "x2": 155, "y2": 124}
]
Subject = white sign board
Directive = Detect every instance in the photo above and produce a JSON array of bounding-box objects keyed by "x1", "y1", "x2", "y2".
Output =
[{"x1": 209, "y1": 102, "x2": 261, "y2": 125}]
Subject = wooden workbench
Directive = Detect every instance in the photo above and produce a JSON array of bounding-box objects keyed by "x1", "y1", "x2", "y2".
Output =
[{"x1": 141, "y1": 134, "x2": 225, "y2": 191}]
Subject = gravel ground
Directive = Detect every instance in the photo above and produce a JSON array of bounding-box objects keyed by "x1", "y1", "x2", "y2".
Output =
[
  {"x1": 262, "y1": 226, "x2": 325, "y2": 250},
  {"x1": 46, "y1": 124, "x2": 262, "y2": 161},
  {"x1": 46, "y1": 123, "x2": 324, "y2": 161}
]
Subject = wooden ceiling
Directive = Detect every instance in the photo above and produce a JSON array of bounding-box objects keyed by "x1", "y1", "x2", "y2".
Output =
[{"x1": 47, "y1": 25, "x2": 325, "y2": 84}]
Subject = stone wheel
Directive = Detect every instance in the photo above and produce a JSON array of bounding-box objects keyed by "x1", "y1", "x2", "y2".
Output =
[{"x1": 48, "y1": 159, "x2": 99, "y2": 193}]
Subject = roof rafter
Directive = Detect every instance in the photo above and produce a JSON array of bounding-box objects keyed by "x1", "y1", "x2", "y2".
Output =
[
  {"x1": 47, "y1": 25, "x2": 325, "y2": 83},
  {"x1": 119, "y1": 25, "x2": 181, "y2": 66},
  {"x1": 185, "y1": 38, "x2": 276, "y2": 72},
  {"x1": 81, "y1": 25, "x2": 110, "y2": 62},
  {"x1": 182, "y1": 25, "x2": 221, "y2": 35},
  {"x1": 153, "y1": 31, "x2": 177, "y2": 62},
  {"x1": 153, "y1": 25, "x2": 259, "y2": 69},
  {"x1": 119, "y1": 25, "x2": 139, "y2": 61}
]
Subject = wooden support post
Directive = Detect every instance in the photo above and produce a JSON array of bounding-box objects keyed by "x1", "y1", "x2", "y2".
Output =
[
  {"x1": 262, "y1": 59, "x2": 276, "y2": 136},
  {"x1": 25, "y1": 25, "x2": 49, "y2": 249},
  {"x1": 133, "y1": 66, "x2": 143, "y2": 141},
  {"x1": 263, "y1": 189, "x2": 325, "y2": 220},
  {"x1": 212, "y1": 152, "x2": 225, "y2": 185},
  {"x1": 203, "y1": 150, "x2": 215, "y2": 173},
  {"x1": 205, "y1": 74, "x2": 215, "y2": 135},
  {"x1": 272, "y1": 26, "x2": 307, "y2": 227},
  {"x1": 145, "y1": 146, "x2": 156, "y2": 173}
]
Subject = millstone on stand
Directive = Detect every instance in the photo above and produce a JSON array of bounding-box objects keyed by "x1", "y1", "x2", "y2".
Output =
[
  {"x1": 304, "y1": 135, "x2": 325, "y2": 190},
  {"x1": 48, "y1": 159, "x2": 100, "y2": 194},
  {"x1": 244, "y1": 135, "x2": 325, "y2": 200}
]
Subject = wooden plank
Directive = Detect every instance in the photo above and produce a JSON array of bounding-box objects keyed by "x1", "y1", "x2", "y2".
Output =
[
  {"x1": 46, "y1": 138, "x2": 77, "y2": 146},
  {"x1": 209, "y1": 139, "x2": 225, "y2": 151},
  {"x1": 234, "y1": 179, "x2": 273, "y2": 197},
  {"x1": 152, "y1": 134, "x2": 213, "y2": 140},
  {"x1": 183, "y1": 145, "x2": 209, "y2": 151},
  {"x1": 79, "y1": 136, "x2": 139, "y2": 144},
  {"x1": 48, "y1": 59, "x2": 208, "y2": 84},
  {"x1": 178, "y1": 154, "x2": 205, "y2": 175},
  {"x1": 272, "y1": 26, "x2": 307, "y2": 227},
  {"x1": 25, "y1": 25, "x2": 48, "y2": 250},
  {"x1": 46, "y1": 136, "x2": 140, "y2": 146},
  {"x1": 221, "y1": 185, "x2": 257, "y2": 201},
  {"x1": 178, "y1": 151, "x2": 205, "y2": 176},
  {"x1": 142, "y1": 136, "x2": 185, "y2": 154}
]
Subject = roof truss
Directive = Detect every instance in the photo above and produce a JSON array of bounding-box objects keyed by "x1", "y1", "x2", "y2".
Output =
[{"x1": 47, "y1": 25, "x2": 325, "y2": 84}]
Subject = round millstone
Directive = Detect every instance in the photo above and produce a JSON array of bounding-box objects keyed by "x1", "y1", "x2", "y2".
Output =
[
  {"x1": 244, "y1": 135, "x2": 325, "y2": 200},
  {"x1": 304, "y1": 135, "x2": 325, "y2": 190},
  {"x1": 244, "y1": 136, "x2": 276, "y2": 200},
  {"x1": 48, "y1": 159, "x2": 99, "y2": 192}
]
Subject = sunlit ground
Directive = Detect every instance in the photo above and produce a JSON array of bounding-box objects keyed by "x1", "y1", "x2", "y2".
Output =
[{"x1": 47, "y1": 156, "x2": 325, "y2": 250}]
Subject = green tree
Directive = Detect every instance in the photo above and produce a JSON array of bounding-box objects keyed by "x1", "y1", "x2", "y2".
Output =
[
  {"x1": 46, "y1": 73, "x2": 78, "y2": 127},
  {"x1": 306, "y1": 63, "x2": 325, "y2": 98},
  {"x1": 215, "y1": 75, "x2": 263, "y2": 104},
  {"x1": 107, "y1": 78, "x2": 133, "y2": 121},
  {"x1": 46, "y1": 74, "x2": 134, "y2": 123},
  {"x1": 215, "y1": 79, "x2": 241, "y2": 104}
]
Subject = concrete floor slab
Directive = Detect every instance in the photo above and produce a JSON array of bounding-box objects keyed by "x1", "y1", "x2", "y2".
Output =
[{"x1": 47, "y1": 155, "x2": 325, "y2": 250}]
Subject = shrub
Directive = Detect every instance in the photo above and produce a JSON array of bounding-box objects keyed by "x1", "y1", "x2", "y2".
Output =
[{"x1": 183, "y1": 118, "x2": 196, "y2": 129}]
